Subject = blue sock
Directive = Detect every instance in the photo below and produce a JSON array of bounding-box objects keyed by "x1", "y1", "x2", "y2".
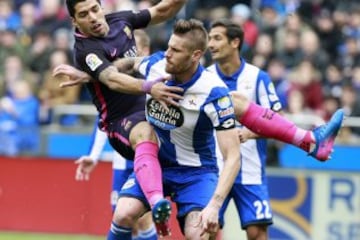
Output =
[
  {"x1": 138, "y1": 224, "x2": 157, "y2": 240},
  {"x1": 107, "y1": 221, "x2": 132, "y2": 240}
]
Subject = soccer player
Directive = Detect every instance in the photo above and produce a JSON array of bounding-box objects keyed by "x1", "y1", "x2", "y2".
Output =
[
  {"x1": 112, "y1": 18, "x2": 241, "y2": 240},
  {"x1": 74, "y1": 30, "x2": 156, "y2": 240},
  {"x1": 76, "y1": 121, "x2": 156, "y2": 240},
  {"x1": 207, "y1": 18, "x2": 277, "y2": 240},
  {"x1": 61, "y1": 0, "x2": 187, "y2": 236}
]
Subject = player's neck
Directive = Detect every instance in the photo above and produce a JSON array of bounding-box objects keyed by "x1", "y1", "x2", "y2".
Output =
[
  {"x1": 217, "y1": 54, "x2": 241, "y2": 76},
  {"x1": 174, "y1": 63, "x2": 199, "y2": 84}
]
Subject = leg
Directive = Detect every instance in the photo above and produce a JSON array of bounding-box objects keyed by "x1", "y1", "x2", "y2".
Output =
[
  {"x1": 172, "y1": 171, "x2": 219, "y2": 240},
  {"x1": 231, "y1": 92, "x2": 344, "y2": 161},
  {"x1": 136, "y1": 212, "x2": 157, "y2": 240},
  {"x1": 108, "y1": 196, "x2": 148, "y2": 240},
  {"x1": 130, "y1": 121, "x2": 172, "y2": 236},
  {"x1": 184, "y1": 211, "x2": 210, "y2": 240},
  {"x1": 246, "y1": 225, "x2": 268, "y2": 240},
  {"x1": 232, "y1": 183, "x2": 272, "y2": 240}
]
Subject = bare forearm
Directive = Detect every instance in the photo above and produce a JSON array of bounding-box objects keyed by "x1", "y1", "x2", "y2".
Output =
[
  {"x1": 209, "y1": 154, "x2": 240, "y2": 208},
  {"x1": 99, "y1": 66, "x2": 145, "y2": 94},
  {"x1": 113, "y1": 57, "x2": 144, "y2": 73},
  {"x1": 149, "y1": 0, "x2": 187, "y2": 25}
]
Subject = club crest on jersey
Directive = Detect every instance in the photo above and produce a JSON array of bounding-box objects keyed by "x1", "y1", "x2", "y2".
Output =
[
  {"x1": 85, "y1": 53, "x2": 103, "y2": 71},
  {"x1": 146, "y1": 98, "x2": 184, "y2": 130},
  {"x1": 123, "y1": 26, "x2": 132, "y2": 39}
]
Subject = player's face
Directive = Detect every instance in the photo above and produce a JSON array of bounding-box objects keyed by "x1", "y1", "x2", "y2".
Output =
[
  {"x1": 208, "y1": 26, "x2": 236, "y2": 62},
  {"x1": 72, "y1": 0, "x2": 109, "y2": 37},
  {"x1": 164, "y1": 34, "x2": 194, "y2": 74}
]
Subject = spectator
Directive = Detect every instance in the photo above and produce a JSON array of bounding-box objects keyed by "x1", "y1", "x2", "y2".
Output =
[
  {"x1": 275, "y1": 30, "x2": 303, "y2": 69},
  {"x1": 0, "y1": 0, "x2": 21, "y2": 31},
  {"x1": 288, "y1": 60, "x2": 324, "y2": 112},
  {"x1": 36, "y1": 0, "x2": 71, "y2": 35},
  {"x1": 267, "y1": 58, "x2": 290, "y2": 109},
  {"x1": 313, "y1": 8, "x2": 343, "y2": 59},
  {"x1": 17, "y1": 2, "x2": 37, "y2": 50},
  {"x1": 299, "y1": 30, "x2": 330, "y2": 74},
  {"x1": 0, "y1": 54, "x2": 39, "y2": 96},
  {"x1": 0, "y1": 80, "x2": 40, "y2": 156},
  {"x1": 323, "y1": 63, "x2": 345, "y2": 99},
  {"x1": 250, "y1": 32, "x2": 274, "y2": 69},
  {"x1": 230, "y1": 4, "x2": 258, "y2": 49},
  {"x1": 27, "y1": 27, "x2": 53, "y2": 76},
  {"x1": 37, "y1": 49, "x2": 81, "y2": 125},
  {"x1": 274, "y1": 12, "x2": 310, "y2": 54},
  {"x1": 340, "y1": 85, "x2": 360, "y2": 135},
  {"x1": 0, "y1": 28, "x2": 27, "y2": 70}
]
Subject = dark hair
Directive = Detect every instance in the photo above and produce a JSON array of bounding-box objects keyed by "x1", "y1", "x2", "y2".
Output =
[
  {"x1": 210, "y1": 18, "x2": 244, "y2": 51},
  {"x1": 66, "y1": 0, "x2": 101, "y2": 17},
  {"x1": 172, "y1": 18, "x2": 208, "y2": 52}
]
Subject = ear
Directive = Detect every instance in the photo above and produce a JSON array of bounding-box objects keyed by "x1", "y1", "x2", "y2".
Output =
[
  {"x1": 192, "y1": 49, "x2": 203, "y2": 62},
  {"x1": 231, "y1": 38, "x2": 241, "y2": 49},
  {"x1": 71, "y1": 17, "x2": 78, "y2": 28}
]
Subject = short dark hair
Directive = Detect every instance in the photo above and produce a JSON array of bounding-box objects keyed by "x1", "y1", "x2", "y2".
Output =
[
  {"x1": 172, "y1": 18, "x2": 208, "y2": 52},
  {"x1": 65, "y1": 0, "x2": 101, "y2": 17},
  {"x1": 210, "y1": 18, "x2": 244, "y2": 51}
]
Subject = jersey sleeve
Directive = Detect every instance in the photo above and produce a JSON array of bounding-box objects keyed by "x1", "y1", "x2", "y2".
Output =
[
  {"x1": 204, "y1": 93, "x2": 236, "y2": 131},
  {"x1": 110, "y1": 9, "x2": 151, "y2": 29},
  {"x1": 75, "y1": 48, "x2": 113, "y2": 81},
  {"x1": 257, "y1": 70, "x2": 282, "y2": 112},
  {"x1": 138, "y1": 51, "x2": 169, "y2": 80}
]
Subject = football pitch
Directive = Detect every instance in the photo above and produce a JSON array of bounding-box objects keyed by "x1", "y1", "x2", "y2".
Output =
[{"x1": 0, "y1": 231, "x2": 104, "y2": 240}]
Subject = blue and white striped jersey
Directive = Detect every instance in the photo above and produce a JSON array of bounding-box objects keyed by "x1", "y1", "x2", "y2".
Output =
[
  {"x1": 139, "y1": 52, "x2": 236, "y2": 170},
  {"x1": 207, "y1": 59, "x2": 282, "y2": 184}
]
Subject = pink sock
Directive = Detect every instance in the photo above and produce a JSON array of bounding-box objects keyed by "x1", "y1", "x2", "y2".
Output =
[
  {"x1": 134, "y1": 141, "x2": 163, "y2": 207},
  {"x1": 239, "y1": 102, "x2": 314, "y2": 152}
]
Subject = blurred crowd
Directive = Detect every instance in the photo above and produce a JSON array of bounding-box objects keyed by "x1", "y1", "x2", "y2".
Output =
[{"x1": 0, "y1": 0, "x2": 360, "y2": 156}]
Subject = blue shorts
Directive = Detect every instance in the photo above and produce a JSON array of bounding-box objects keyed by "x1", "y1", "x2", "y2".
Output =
[
  {"x1": 111, "y1": 168, "x2": 134, "y2": 211},
  {"x1": 219, "y1": 183, "x2": 273, "y2": 229},
  {"x1": 105, "y1": 110, "x2": 146, "y2": 160},
  {"x1": 119, "y1": 167, "x2": 218, "y2": 232}
]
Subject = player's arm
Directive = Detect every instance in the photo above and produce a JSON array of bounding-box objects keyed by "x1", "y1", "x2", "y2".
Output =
[
  {"x1": 148, "y1": 0, "x2": 187, "y2": 25},
  {"x1": 75, "y1": 125, "x2": 108, "y2": 181},
  {"x1": 99, "y1": 65, "x2": 180, "y2": 99},
  {"x1": 199, "y1": 126, "x2": 240, "y2": 236},
  {"x1": 211, "y1": 127, "x2": 240, "y2": 209},
  {"x1": 112, "y1": 57, "x2": 145, "y2": 73}
]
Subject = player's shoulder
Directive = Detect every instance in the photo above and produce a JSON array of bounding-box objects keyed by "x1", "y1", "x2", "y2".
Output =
[
  {"x1": 105, "y1": 10, "x2": 134, "y2": 22},
  {"x1": 202, "y1": 67, "x2": 227, "y2": 87}
]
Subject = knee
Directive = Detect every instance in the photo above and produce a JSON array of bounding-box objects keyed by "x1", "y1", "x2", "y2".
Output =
[
  {"x1": 246, "y1": 225, "x2": 268, "y2": 240},
  {"x1": 112, "y1": 207, "x2": 140, "y2": 228},
  {"x1": 129, "y1": 121, "x2": 157, "y2": 146}
]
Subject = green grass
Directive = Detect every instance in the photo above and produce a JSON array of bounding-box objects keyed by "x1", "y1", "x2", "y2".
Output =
[{"x1": 0, "y1": 231, "x2": 104, "y2": 240}]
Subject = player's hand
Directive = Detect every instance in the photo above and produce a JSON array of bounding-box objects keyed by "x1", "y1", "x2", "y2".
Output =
[
  {"x1": 238, "y1": 128, "x2": 249, "y2": 143},
  {"x1": 148, "y1": 78, "x2": 184, "y2": 109},
  {"x1": 196, "y1": 204, "x2": 220, "y2": 237},
  {"x1": 75, "y1": 156, "x2": 97, "y2": 181},
  {"x1": 53, "y1": 64, "x2": 91, "y2": 88}
]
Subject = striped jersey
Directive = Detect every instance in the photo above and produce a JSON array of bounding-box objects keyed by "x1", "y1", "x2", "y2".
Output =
[
  {"x1": 138, "y1": 52, "x2": 236, "y2": 171},
  {"x1": 207, "y1": 59, "x2": 282, "y2": 184}
]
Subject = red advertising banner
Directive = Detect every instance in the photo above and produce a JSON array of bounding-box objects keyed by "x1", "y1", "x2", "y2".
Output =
[{"x1": 0, "y1": 157, "x2": 184, "y2": 238}]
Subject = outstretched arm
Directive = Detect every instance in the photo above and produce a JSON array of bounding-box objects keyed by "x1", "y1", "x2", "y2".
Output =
[
  {"x1": 148, "y1": 0, "x2": 187, "y2": 25},
  {"x1": 75, "y1": 126, "x2": 108, "y2": 181}
]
